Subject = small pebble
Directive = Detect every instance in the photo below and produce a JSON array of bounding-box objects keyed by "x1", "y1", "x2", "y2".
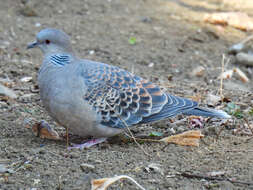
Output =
[
  {"x1": 206, "y1": 94, "x2": 221, "y2": 106},
  {"x1": 176, "y1": 126, "x2": 185, "y2": 133},
  {"x1": 20, "y1": 76, "x2": 33, "y2": 82},
  {"x1": 141, "y1": 17, "x2": 152, "y2": 23},
  {"x1": 236, "y1": 52, "x2": 253, "y2": 66},
  {"x1": 192, "y1": 66, "x2": 205, "y2": 77},
  {"x1": 89, "y1": 50, "x2": 95, "y2": 55},
  {"x1": 35, "y1": 23, "x2": 41, "y2": 27},
  {"x1": 70, "y1": 152, "x2": 80, "y2": 159},
  {"x1": 0, "y1": 84, "x2": 17, "y2": 99},
  {"x1": 0, "y1": 164, "x2": 8, "y2": 173},
  {"x1": 145, "y1": 163, "x2": 164, "y2": 175},
  {"x1": 167, "y1": 128, "x2": 176, "y2": 134},
  {"x1": 148, "y1": 62, "x2": 154, "y2": 67},
  {"x1": 80, "y1": 163, "x2": 95, "y2": 172},
  {"x1": 228, "y1": 43, "x2": 244, "y2": 55}
]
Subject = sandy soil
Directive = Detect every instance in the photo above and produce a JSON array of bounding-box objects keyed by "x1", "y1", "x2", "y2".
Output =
[{"x1": 0, "y1": 0, "x2": 253, "y2": 189}]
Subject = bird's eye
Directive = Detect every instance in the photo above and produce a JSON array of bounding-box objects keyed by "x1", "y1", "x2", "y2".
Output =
[{"x1": 45, "y1": 40, "x2": 50, "y2": 44}]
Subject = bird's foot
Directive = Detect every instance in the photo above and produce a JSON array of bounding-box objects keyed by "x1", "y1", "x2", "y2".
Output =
[{"x1": 68, "y1": 138, "x2": 107, "y2": 150}]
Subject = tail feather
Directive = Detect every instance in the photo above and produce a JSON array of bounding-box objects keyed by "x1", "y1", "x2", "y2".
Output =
[
  {"x1": 140, "y1": 95, "x2": 197, "y2": 124},
  {"x1": 183, "y1": 107, "x2": 231, "y2": 119},
  {"x1": 140, "y1": 93, "x2": 231, "y2": 124}
]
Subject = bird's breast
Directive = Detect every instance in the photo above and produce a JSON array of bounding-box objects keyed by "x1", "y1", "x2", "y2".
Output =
[{"x1": 37, "y1": 66, "x2": 105, "y2": 137}]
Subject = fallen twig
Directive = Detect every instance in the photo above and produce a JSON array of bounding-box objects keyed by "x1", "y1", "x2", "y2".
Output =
[
  {"x1": 225, "y1": 149, "x2": 253, "y2": 153},
  {"x1": 243, "y1": 118, "x2": 253, "y2": 135},
  {"x1": 179, "y1": 172, "x2": 253, "y2": 186},
  {"x1": 216, "y1": 124, "x2": 226, "y2": 141},
  {"x1": 171, "y1": 118, "x2": 188, "y2": 125},
  {"x1": 219, "y1": 54, "x2": 231, "y2": 100},
  {"x1": 123, "y1": 127, "x2": 150, "y2": 156},
  {"x1": 245, "y1": 136, "x2": 253, "y2": 143},
  {"x1": 220, "y1": 54, "x2": 225, "y2": 99}
]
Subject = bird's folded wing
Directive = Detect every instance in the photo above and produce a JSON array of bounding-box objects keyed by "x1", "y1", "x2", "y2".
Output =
[
  {"x1": 81, "y1": 62, "x2": 198, "y2": 128},
  {"x1": 81, "y1": 62, "x2": 168, "y2": 128}
]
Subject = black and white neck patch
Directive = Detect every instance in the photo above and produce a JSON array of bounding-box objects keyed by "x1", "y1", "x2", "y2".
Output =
[{"x1": 50, "y1": 54, "x2": 70, "y2": 66}]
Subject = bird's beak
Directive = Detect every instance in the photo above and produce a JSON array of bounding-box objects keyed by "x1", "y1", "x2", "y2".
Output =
[{"x1": 27, "y1": 41, "x2": 38, "y2": 49}]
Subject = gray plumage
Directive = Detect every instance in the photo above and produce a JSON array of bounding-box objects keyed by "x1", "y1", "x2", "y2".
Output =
[{"x1": 27, "y1": 28, "x2": 231, "y2": 138}]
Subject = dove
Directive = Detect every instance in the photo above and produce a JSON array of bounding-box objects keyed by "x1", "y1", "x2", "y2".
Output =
[{"x1": 27, "y1": 28, "x2": 230, "y2": 148}]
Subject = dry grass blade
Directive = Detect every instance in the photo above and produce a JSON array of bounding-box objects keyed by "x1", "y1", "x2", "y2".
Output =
[
  {"x1": 233, "y1": 68, "x2": 249, "y2": 83},
  {"x1": 91, "y1": 175, "x2": 146, "y2": 190},
  {"x1": 105, "y1": 101, "x2": 150, "y2": 156},
  {"x1": 220, "y1": 54, "x2": 225, "y2": 99},
  {"x1": 204, "y1": 12, "x2": 253, "y2": 31},
  {"x1": 160, "y1": 130, "x2": 204, "y2": 147},
  {"x1": 239, "y1": 34, "x2": 253, "y2": 45}
]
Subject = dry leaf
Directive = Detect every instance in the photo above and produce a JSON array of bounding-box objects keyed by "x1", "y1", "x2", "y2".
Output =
[
  {"x1": 26, "y1": 121, "x2": 61, "y2": 140},
  {"x1": 160, "y1": 130, "x2": 204, "y2": 147},
  {"x1": 91, "y1": 175, "x2": 146, "y2": 190},
  {"x1": 192, "y1": 66, "x2": 205, "y2": 77},
  {"x1": 219, "y1": 69, "x2": 233, "y2": 80},
  {"x1": 219, "y1": 67, "x2": 249, "y2": 83},
  {"x1": 233, "y1": 68, "x2": 249, "y2": 83},
  {"x1": 204, "y1": 12, "x2": 253, "y2": 31},
  {"x1": 189, "y1": 93, "x2": 202, "y2": 102}
]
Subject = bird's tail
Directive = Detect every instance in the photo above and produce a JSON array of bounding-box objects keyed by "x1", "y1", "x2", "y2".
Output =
[{"x1": 183, "y1": 107, "x2": 231, "y2": 119}]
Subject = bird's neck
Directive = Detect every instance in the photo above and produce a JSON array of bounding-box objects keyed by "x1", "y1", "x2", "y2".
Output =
[
  {"x1": 38, "y1": 52, "x2": 74, "y2": 75},
  {"x1": 49, "y1": 54, "x2": 72, "y2": 67}
]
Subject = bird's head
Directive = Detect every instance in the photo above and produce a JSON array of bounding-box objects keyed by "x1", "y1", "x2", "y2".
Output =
[{"x1": 27, "y1": 28, "x2": 72, "y2": 54}]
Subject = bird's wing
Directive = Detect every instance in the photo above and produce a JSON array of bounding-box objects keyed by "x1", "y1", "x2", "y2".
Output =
[{"x1": 81, "y1": 61, "x2": 197, "y2": 128}]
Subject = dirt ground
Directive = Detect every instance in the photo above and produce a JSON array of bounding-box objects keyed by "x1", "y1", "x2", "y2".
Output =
[{"x1": 0, "y1": 0, "x2": 253, "y2": 189}]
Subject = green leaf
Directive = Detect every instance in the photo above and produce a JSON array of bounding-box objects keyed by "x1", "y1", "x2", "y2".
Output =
[
  {"x1": 233, "y1": 110, "x2": 243, "y2": 119},
  {"x1": 149, "y1": 131, "x2": 163, "y2": 137},
  {"x1": 248, "y1": 108, "x2": 253, "y2": 116},
  {"x1": 128, "y1": 37, "x2": 136, "y2": 45},
  {"x1": 227, "y1": 102, "x2": 238, "y2": 110},
  {"x1": 23, "y1": 107, "x2": 32, "y2": 114},
  {"x1": 225, "y1": 102, "x2": 243, "y2": 119}
]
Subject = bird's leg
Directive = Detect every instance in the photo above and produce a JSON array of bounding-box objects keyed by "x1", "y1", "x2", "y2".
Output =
[
  {"x1": 66, "y1": 127, "x2": 69, "y2": 148},
  {"x1": 68, "y1": 138, "x2": 107, "y2": 150}
]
